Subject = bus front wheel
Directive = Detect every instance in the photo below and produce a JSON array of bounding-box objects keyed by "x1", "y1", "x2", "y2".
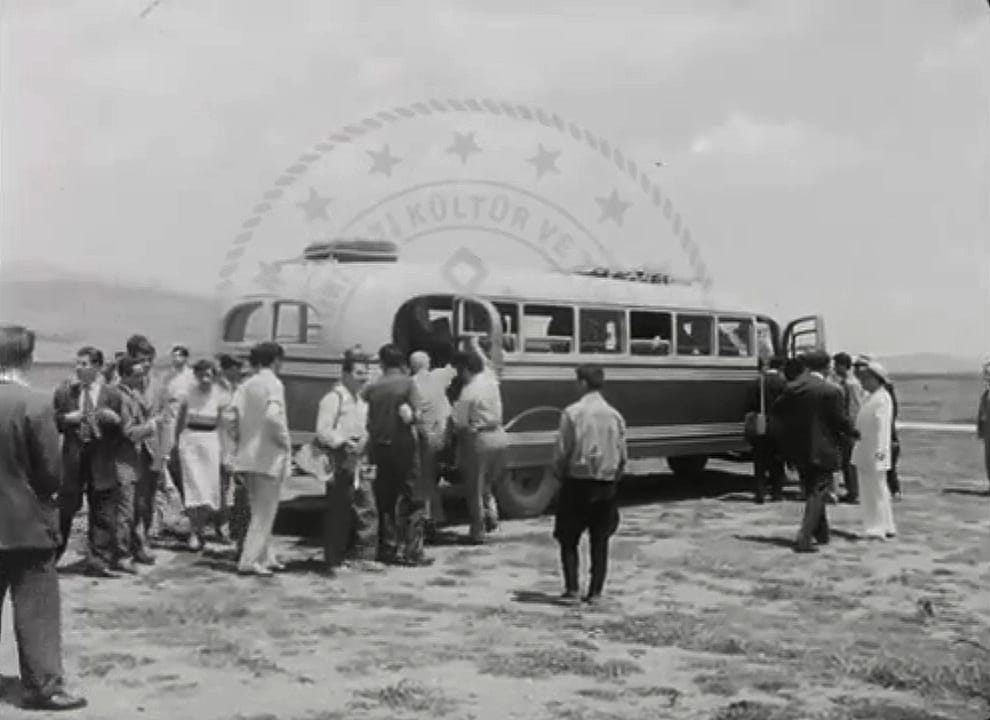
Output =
[
  {"x1": 495, "y1": 466, "x2": 559, "y2": 519},
  {"x1": 667, "y1": 455, "x2": 708, "y2": 477}
]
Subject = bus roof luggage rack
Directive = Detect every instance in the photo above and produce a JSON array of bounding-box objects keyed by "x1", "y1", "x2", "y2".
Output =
[
  {"x1": 572, "y1": 266, "x2": 695, "y2": 286},
  {"x1": 303, "y1": 238, "x2": 399, "y2": 263}
]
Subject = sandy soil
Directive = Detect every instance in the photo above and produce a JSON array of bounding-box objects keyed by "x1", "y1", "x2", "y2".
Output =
[{"x1": 2, "y1": 433, "x2": 989, "y2": 720}]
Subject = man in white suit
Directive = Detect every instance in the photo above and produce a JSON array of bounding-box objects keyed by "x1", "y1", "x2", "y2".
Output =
[{"x1": 232, "y1": 342, "x2": 290, "y2": 576}]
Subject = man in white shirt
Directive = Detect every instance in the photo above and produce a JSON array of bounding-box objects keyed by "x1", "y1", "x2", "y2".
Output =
[
  {"x1": 410, "y1": 350, "x2": 456, "y2": 536},
  {"x1": 232, "y1": 342, "x2": 291, "y2": 576},
  {"x1": 451, "y1": 339, "x2": 506, "y2": 544},
  {"x1": 316, "y1": 347, "x2": 374, "y2": 570}
]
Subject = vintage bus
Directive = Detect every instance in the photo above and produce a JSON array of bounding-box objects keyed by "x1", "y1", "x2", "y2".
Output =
[{"x1": 216, "y1": 239, "x2": 824, "y2": 518}]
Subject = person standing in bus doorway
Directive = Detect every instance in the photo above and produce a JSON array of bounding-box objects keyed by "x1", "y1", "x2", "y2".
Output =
[
  {"x1": 0, "y1": 325, "x2": 88, "y2": 711},
  {"x1": 409, "y1": 350, "x2": 456, "y2": 541},
  {"x1": 53, "y1": 347, "x2": 125, "y2": 577},
  {"x1": 746, "y1": 356, "x2": 787, "y2": 503},
  {"x1": 551, "y1": 365, "x2": 627, "y2": 605},
  {"x1": 773, "y1": 350, "x2": 858, "y2": 553},
  {"x1": 315, "y1": 347, "x2": 376, "y2": 572},
  {"x1": 232, "y1": 342, "x2": 290, "y2": 576},
  {"x1": 832, "y1": 353, "x2": 864, "y2": 504},
  {"x1": 976, "y1": 360, "x2": 990, "y2": 496},
  {"x1": 452, "y1": 339, "x2": 507, "y2": 545},
  {"x1": 363, "y1": 343, "x2": 433, "y2": 566}
]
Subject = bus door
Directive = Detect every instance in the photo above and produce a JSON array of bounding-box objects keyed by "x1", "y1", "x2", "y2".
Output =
[
  {"x1": 781, "y1": 315, "x2": 826, "y2": 357},
  {"x1": 453, "y1": 296, "x2": 505, "y2": 376}
]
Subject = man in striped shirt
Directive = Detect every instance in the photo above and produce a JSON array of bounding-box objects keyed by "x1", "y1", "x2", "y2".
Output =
[{"x1": 551, "y1": 364, "x2": 628, "y2": 605}]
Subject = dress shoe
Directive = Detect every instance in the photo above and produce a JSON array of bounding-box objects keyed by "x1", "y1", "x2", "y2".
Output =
[
  {"x1": 559, "y1": 590, "x2": 580, "y2": 605},
  {"x1": 794, "y1": 543, "x2": 819, "y2": 554},
  {"x1": 267, "y1": 562, "x2": 287, "y2": 572},
  {"x1": 582, "y1": 593, "x2": 603, "y2": 606},
  {"x1": 84, "y1": 564, "x2": 116, "y2": 578},
  {"x1": 113, "y1": 559, "x2": 138, "y2": 575},
  {"x1": 483, "y1": 516, "x2": 499, "y2": 533},
  {"x1": 133, "y1": 550, "x2": 156, "y2": 565},
  {"x1": 839, "y1": 494, "x2": 859, "y2": 504},
  {"x1": 22, "y1": 690, "x2": 88, "y2": 711},
  {"x1": 393, "y1": 555, "x2": 435, "y2": 568},
  {"x1": 238, "y1": 563, "x2": 273, "y2": 577}
]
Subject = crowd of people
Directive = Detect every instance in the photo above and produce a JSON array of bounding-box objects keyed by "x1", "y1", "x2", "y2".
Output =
[
  {"x1": 4, "y1": 316, "x2": 989, "y2": 711},
  {"x1": 746, "y1": 349, "x2": 902, "y2": 551}
]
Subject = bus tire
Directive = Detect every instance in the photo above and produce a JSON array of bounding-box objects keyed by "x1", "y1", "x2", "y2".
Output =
[
  {"x1": 667, "y1": 455, "x2": 708, "y2": 477},
  {"x1": 495, "y1": 466, "x2": 559, "y2": 519}
]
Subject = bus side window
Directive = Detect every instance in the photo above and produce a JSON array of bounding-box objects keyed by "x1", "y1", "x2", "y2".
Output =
[
  {"x1": 273, "y1": 302, "x2": 323, "y2": 345},
  {"x1": 717, "y1": 317, "x2": 754, "y2": 357},
  {"x1": 676, "y1": 314, "x2": 713, "y2": 356},
  {"x1": 223, "y1": 301, "x2": 267, "y2": 343},
  {"x1": 494, "y1": 302, "x2": 520, "y2": 353},
  {"x1": 523, "y1": 304, "x2": 574, "y2": 354},
  {"x1": 579, "y1": 308, "x2": 625, "y2": 354},
  {"x1": 630, "y1": 310, "x2": 672, "y2": 356}
]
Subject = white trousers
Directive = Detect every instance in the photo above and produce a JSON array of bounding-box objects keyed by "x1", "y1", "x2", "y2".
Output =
[
  {"x1": 858, "y1": 465, "x2": 896, "y2": 538},
  {"x1": 237, "y1": 472, "x2": 282, "y2": 570}
]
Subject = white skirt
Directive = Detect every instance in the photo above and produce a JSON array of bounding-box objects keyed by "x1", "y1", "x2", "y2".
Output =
[{"x1": 178, "y1": 428, "x2": 222, "y2": 511}]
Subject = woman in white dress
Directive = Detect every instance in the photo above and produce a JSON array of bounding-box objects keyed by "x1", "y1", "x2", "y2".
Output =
[
  {"x1": 175, "y1": 359, "x2": 224, "y2": 551},
  {"x1": 851, "y1": 359, "x2": 896, "y2": 540}
]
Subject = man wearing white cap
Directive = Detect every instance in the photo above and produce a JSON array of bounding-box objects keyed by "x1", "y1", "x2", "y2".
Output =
[{"x1": 976, "y1": 360, "x2": 990, "y2": 495}]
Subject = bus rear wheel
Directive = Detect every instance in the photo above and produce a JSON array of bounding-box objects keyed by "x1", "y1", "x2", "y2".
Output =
[
  {"x1": 495, "y1": 466, "x2": 559, "y2": 519},
  {"x1": 667, "y1": 455, "x2": 708, "y2": 477}
]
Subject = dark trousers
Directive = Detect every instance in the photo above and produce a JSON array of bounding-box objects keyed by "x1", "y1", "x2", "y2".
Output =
[
  {"x1": 229, "y1": 475, "x2": 250, "y2": 552},
  {"x1": 553, "y1": 478, "x2": 620, "y2": 596},
  {"x1": 752, "y1": 438, "x2": 785, "y2": 500},
  {"x1": 57, "y1": 451, "x2": 117, "y2": 569},
  {"x1": 886, "y1": 439, "x2": 901, "y2": 495},
  {"x1": 371, "y1": 437, "x2": 425, "y2": 563},
  {"x1": 0, "y1": 549, "x2": 64, "y2": 699},
  {"x1": 323, "y1": 465, "x2": 380, "y2": 567},
  {"x1": 796, "y1": 466, "x2": 832, "y2": 547},
  {"x1": 841, "y1": 442, "x2": 859, "y2": 499}
]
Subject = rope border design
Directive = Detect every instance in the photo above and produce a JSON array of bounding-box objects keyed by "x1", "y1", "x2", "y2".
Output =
[{"x1": 217, "y1": 97, "x2": 712, "y2": 296}]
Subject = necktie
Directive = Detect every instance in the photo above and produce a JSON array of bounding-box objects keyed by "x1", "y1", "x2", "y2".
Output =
[
  {"x1": 80, "y1": 385, "x2": 98, "y2": 442},
  {"x1": 82, "y1": 385, "x2": 95, "y2": 414}
]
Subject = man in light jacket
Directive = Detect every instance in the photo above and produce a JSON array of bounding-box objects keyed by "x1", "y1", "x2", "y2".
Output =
[
  {"x1": 232, "y1": 342, "x2": 290, "y2": 576},
  {"x1": 551, "y1": 364, "x2": 628, "y2": 605}
]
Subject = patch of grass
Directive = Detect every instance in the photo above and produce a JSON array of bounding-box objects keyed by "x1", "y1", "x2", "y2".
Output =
[
  {"x1": 826, "y1": 697, "x2": 960, "y2": 720},
  {"x1": 709, "y1": 700, "x2": 807, "y2": 720},
  {"x1": 576, "y1": 687, "x2": 620, "y2": 702},
  {"x1": 478, "y1": 647, "x2": 643, "y2": 681},
  {"x1": 352, "y1": 679, "x2": 458, "y2": 716},
  {"x1": 76, "y1": 652, "x2": 155, "y2": 678},
  {"x1": 694, "y1": 672, "x2": 739, "y2": 697},
  {"x1": 628, "y1": 686, "x2": 681, "y2": 706}
]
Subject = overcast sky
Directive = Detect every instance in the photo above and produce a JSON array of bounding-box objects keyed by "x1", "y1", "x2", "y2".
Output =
[{"x1": 2, "y1": 0, "x2": 988, "y2": 358}]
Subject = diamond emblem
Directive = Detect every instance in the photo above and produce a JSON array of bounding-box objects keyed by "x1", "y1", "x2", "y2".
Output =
[{"x1": 442, "y1": 247, "x2": 488, "y2": 295}]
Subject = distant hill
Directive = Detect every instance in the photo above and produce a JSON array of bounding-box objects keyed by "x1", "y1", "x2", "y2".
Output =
[
  {"x1": 0, "y1": 275, "x2": 219, "y2": 362},
  {"x1": 883, "y1": 353, "x2": 981, "y2": 377}
]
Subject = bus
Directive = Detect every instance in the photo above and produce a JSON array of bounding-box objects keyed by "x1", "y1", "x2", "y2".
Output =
[{"x1": 216, "y1": 239, "x2": 824, "y2": 518}]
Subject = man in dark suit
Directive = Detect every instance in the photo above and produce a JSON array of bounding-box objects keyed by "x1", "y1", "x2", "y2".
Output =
[
  {"x1": 771, "y1": 349, "x2": 858, "y2": 552},
  {"x1": 0, "y1": 325, "x2": 87, "y2": 711},
  {"x1": 53, "y1": 346, "x2": 124, "y2": 576},
  {"x1": 745, "y1": 356, "x2": 787, "y2": 503}
]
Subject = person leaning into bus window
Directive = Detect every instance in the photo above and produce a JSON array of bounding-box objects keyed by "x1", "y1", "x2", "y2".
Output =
[
  {"x1": 364, "y1": 343, "x2": 432, "y2": 566},
  {"x1": 316, "y1": 347, "x2": 376, "y2": 573},
  {"x1": 451, "y1": 338, "x2": 507, "y2": 545},
  {"x1": 551, "y1": 364, "x2": 628, "y2": 605},
  {"x1": 976, "y1": 360, "x2": 990, "y2": 496},
  {"x1": 409, "y1": 350, "x2": 456, "y2": 541},
  {"x1": 233, "y1": 342, "x2": 290, "y2": 576}
]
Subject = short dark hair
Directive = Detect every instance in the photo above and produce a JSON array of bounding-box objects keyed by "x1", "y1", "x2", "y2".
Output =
[
  {"x1": 126, "y1": 334, "x2": 156, "y2": 359},
  {"x1": 216, "y1": 353, "x2": 243, "y2": 371},
  {"x1": 576, "y1": 364, "x2": 605, "y2": 390},
  {"x1": 768, "y1": 355, "x2": 785, "y2": 370},
  {"x1": 0, "y1": 325, "x2": 36, "y2": 369},
  {"x1": 192, "y1": 358, "x2": 216, "y2": 376},
  {"x1": 450, "y1": 350, "x2": 472, "y2": 371},
  {"x1": 378, "y1": 343, "x2": 405, "y2": 370},
  {"x1": 171, "y1": 345, "x2": 190, "y2": 359},
  {"x1": 248, "y1": 341, "x2": 283, "y2": 368},
  {"x1": 117, "y1": 355, "x2": 140, "y2": 378},
  {"x1": 803, "y1": 349, "x2": 831, "y2": 372},
  {"x1": 77, "y1": 346, "x2": 104, "y2": 367},
  {"x1": 832, "y1": 352, "x2": 852, "y2": 370},
  {"x1": 342, "y1": 346, "x2": 371, "y2": 373}
]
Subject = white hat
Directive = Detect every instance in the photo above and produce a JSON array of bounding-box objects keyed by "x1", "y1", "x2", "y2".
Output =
[{"x1": 861, "y1": 358, "x2": 890, "y2": 385}]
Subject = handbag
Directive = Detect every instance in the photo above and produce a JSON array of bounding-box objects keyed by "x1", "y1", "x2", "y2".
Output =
[{"x1": 293, "y1": 387, "x2": 344, "y2": 485}]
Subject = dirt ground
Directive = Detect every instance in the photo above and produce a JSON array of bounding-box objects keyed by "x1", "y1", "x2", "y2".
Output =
[{"x1": 2, "y1": 432, "x2": 989, "y2": 720}]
